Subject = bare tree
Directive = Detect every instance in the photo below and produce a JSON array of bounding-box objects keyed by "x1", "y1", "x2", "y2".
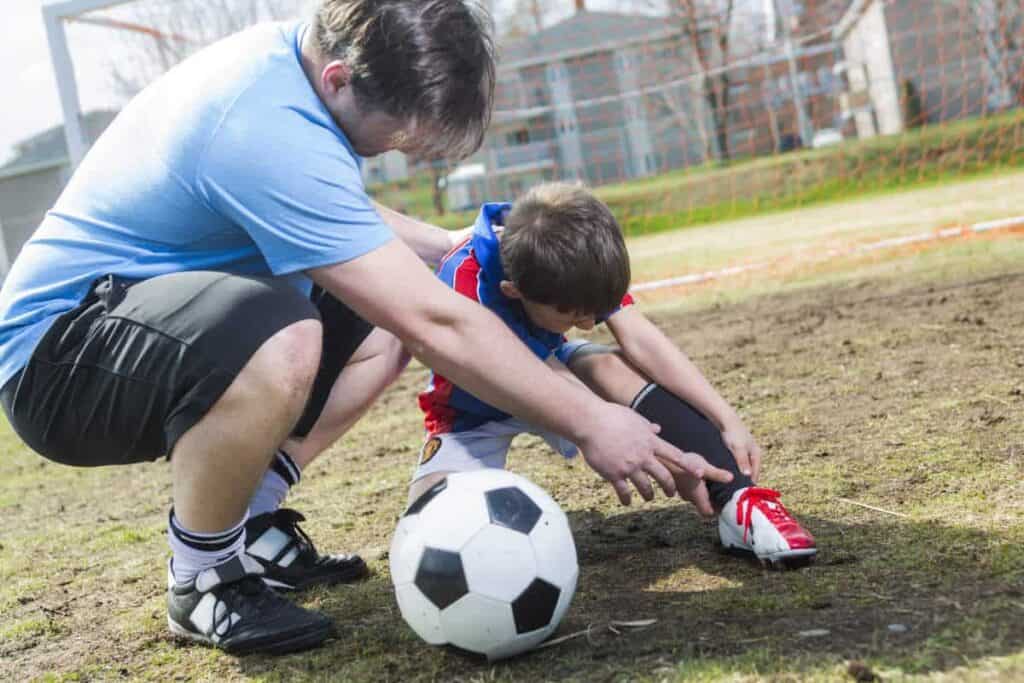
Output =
[
  {"x1": 963, "y1": 0, "x2": 1024, "y2": 109},
  {"x1": 102, "y1": 0, "x2": 307, "y2": 98},
  {"x1": 674, "y1": 0, "x2": 737, "y2": 161},
  {"x1": 500, "y1": 0, "x2": 555, "y2": 42}
]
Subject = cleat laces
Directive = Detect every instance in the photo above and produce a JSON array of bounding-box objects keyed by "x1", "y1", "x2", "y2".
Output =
[{"x1": 735, "y1": 487, "x2": 806, "y2": 545}]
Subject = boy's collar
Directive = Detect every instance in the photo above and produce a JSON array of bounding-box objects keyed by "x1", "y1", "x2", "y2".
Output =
[
  {"x1": 470, "y1": 202, "x2": 512, "y2": 284},
  {"x1": 469, "y1": 202, "x2": 563, "y2": 345}
]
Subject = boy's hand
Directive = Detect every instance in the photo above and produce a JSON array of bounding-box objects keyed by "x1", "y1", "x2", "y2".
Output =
[
  {"x1": 721, "y1": 418, "x2": 762, "y2": 482},
  {"x1": 579, "y1": 405, "x2": 733, "y2": 506}
]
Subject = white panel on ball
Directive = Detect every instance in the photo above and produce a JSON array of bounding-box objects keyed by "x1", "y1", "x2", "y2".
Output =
[
  {"x1": 389, "y1": 516, "x2": 425, "y2": 586},
  {"x1": 460, "y1": 525, "x2": 537, "y2": 602},
  {"x1": 549, "y1": 568, "x2": 578, "y2": 631},
  {"x1": 416, "y1": 483, "x2": 491, "y2": 552},
  {"x1": 394, "y1": 582, "x2": 446, "y2": 645},
  {"x1": 437, "y1": 593, "x2": 518, "y2": 657},
  {"x1": 446, "y1": 468, "x2": 519, "y2": 495},
  {"x1": 528, "y1": 510, "x2": 578, "y2": 588}
]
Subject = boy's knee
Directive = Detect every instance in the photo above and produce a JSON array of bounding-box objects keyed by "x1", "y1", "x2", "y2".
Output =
[
  {"x1": 569, "y1": 346, "x2": 629, "y2": 384},
  {"x1": 408, "y1": 471, "x2": 450, "y2": 508}
]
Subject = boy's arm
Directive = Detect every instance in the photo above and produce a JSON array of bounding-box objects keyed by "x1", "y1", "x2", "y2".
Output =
[{"x1": 607, "y1": 306, "x2": 762, "y2": 481}]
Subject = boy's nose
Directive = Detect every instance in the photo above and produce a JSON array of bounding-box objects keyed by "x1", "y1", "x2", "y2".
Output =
[{"x1": 576, "y1": 318, "x2": 596, "y2": 330}]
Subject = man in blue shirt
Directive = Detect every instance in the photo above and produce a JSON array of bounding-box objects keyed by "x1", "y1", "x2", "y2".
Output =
[{"x1": 0, "y1": 0, "x2": 714, "y2": 654}]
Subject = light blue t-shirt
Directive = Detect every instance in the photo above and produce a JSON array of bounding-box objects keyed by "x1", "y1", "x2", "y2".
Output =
[{"x1": 0, "y1": 21, "x2": 394, "y2": 390}]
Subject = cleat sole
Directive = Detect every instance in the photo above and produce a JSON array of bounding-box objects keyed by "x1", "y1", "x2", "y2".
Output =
[{"x1": 168, "y1": 617, "x2": 331, "y2": 656}]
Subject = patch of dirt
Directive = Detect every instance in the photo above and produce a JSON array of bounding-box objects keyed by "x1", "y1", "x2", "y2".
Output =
[{"x1": 3, "y1": 259, "x2": 1024, "y2": 681}]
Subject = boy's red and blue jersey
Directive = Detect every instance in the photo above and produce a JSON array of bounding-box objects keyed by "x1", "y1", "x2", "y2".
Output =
[{"x1": 418, "y1": 203, "x2": 633, "y2": 436}]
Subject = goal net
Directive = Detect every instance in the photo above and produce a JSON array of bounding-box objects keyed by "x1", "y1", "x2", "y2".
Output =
[{"x1": 46, "y1": 0, "x2": 1024, "y2": 233}]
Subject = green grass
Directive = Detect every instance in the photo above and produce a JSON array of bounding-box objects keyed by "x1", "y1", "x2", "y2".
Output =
[
  {"x1": 3, "y1": 174, "x2": 1024, "y2": 680},
  {"x1": 372, "y1": 110, "x2": 1024, "y2": 236}
]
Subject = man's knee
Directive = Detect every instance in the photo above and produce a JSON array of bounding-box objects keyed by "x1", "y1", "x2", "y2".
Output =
[{"x1": 239, "y1": 319, "x2": 323, "y2": 407}]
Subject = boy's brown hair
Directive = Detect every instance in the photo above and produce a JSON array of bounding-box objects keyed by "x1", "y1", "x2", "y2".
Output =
[
  {"x1": 312, "y1": 0, "x2": 495, "y2": 160},
  {"x1": 500, "y1": 183, "x2": 630, "y2": 317}
]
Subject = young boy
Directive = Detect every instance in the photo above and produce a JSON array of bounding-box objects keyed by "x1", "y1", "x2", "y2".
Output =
[{"x1": 413, "y1": 183, "x2": 816, "y2": 568}]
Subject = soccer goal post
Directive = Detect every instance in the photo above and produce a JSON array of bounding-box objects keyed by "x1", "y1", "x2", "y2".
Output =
[{"x1": 42, "y1": 0, "x2": 134, "y2": 169}]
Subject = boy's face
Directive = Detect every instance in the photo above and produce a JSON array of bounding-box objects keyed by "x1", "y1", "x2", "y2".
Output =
[{"x1": 500, "y1": 281, "x2": 596, "y2": 334}]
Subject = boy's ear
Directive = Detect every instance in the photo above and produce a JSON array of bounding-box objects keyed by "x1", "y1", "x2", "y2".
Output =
[{"x1": 499, "y1": 280, "x2": 523, "y2": 300}]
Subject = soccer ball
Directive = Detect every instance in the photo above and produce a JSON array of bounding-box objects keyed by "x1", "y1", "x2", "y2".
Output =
[{"x1": 389, "y1": 469, "x2": 578, "y2": 660}]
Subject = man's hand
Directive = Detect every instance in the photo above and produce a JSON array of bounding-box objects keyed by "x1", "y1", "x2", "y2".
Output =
[
  {"x1": 577, "y1": 404, "x2": 733, "y2": 506},
  {"x1": 721, "y1": 417, "x2": 762, "y2": 482}
]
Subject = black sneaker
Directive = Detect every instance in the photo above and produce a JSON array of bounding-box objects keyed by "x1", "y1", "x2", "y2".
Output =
[
  {"x1": 166, "y1": 554, "x2": 332, "y2": 655},
  {"x1": 245, "y1": 508, "x2": 368, "y2": 591}
]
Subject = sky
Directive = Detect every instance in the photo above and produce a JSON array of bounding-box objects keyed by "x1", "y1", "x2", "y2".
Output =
[
  {"x1": 0, "y1": 0, "x2": 659, "y2": 167},
  {"x1": 0, "y1": 1, "x2": 125, "y2": 165}
]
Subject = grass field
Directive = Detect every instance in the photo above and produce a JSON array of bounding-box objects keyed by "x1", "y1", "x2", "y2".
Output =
[
  {"x1": 2, "y1": 175, "x2": 1024, "y2": 681},
  {"x1": 370, "y1": 111, "x2": 1024, "y2": 236}
]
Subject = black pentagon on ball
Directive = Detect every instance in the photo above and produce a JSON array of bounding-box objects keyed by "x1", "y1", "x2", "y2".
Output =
[
  {"x1": 404, "y1": 477, "x2": 448, "y2": 516},
  {"x1": 485, "y1": 486, "x2": 542, "y2": 534},
  {"x1": 512, "y1": 578, "x2": 561, "y2": 634},
  {"x1": 415, "y1": 547, "x2": 468, "y2": 609}
]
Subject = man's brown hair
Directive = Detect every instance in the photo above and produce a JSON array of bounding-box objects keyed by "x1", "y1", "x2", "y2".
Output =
[
  {"x1": 500, "y1": 183, "x2": 630, "y2": 317},
  {"x1": 312, "y1": 0, "x2": 495, "y2": 160}
]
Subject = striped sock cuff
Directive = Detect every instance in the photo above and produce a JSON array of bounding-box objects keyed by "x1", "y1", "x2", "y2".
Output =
[
  {"x1": 168, "y1": 510, "x2": 246, "y2": 553},
  {"x1": 272, "y1": 449, "x2": 301, "y2": 488}
]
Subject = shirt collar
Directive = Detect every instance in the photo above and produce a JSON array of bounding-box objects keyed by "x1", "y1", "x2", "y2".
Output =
[
  {"x1": 469, "y1": 202, "x2": 564, "y2": 347},
  {"x1": 470, "y1": 202, "x2": 511, "y2": 290}
]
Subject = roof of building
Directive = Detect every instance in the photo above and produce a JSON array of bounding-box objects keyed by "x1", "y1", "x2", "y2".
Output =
[
  {"x1": 1, "y1": 109, "x2": 117, "y2": 172},
  {"x1": 499, "y1": 10, "x2": 674, "y2": 67}
]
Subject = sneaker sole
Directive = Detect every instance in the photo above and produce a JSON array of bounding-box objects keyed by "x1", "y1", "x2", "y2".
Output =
[{"x1": 168, "y1": 616, "x2": 331, "y2": 655}]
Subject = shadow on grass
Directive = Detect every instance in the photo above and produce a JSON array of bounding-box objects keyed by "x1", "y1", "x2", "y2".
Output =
[{"x1": 234, "y1": 505, "x2": 1024, "y2": 681}]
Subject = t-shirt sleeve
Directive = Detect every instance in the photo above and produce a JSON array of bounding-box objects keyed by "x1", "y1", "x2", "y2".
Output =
[{"x1": 196, "y1": 110, "x2": 394, "y2": 275}]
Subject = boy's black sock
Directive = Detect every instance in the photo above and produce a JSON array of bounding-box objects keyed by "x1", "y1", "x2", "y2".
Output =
[{"x1": 631, "y1": 384, "x2": 753, "y2": 510}]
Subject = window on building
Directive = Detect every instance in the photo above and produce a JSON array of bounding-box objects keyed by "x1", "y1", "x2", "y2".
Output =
[{"x1": 506, "y1": 129, "x2": 530, "y2": 146}]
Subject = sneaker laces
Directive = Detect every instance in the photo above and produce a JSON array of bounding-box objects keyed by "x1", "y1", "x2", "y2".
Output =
[
  {"x1": 735, "y1": 487, "x2": 801, "y2": 543},
  {"x1": 273, "y1": 509, "x2": 320, "y2": 561}
]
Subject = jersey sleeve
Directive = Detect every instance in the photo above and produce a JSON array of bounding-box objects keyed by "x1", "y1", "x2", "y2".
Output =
[
  {"x1": 196, "y1": 108, "x2": 394, "y2": 276},
  {"x1": 599, "y1": 292, "x2": 636, "y2": 323}
]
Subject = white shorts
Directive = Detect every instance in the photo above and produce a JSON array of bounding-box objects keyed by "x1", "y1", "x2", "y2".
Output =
[{"x1": 413, "y1": 419, "x2": 579, "y2": 483}]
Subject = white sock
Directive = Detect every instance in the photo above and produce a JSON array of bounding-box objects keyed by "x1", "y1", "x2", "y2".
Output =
[
  {"x1": 248, "y1": 450, "x2": 301, "y2": 517},
  {"x1": 168, "y1": 510, "x2": 247, "y2": 586}
]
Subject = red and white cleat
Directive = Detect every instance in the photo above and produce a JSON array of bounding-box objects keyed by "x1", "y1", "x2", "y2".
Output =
[{"x1": 718, "y1": 487, "x2": 817, "y2": 569}]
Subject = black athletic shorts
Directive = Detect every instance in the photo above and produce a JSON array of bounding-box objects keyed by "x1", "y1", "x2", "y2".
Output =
[{"x1": 0, "y1": 272, "x2": 374, "y2": 467}]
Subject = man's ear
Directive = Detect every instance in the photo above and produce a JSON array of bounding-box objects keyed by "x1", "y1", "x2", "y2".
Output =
[
  {"x1": 499, "y1": 280, "x2": 523, "y2": 300},
  {"x1": 321, "y1": 60, "x2": 352, "y2": 97}
]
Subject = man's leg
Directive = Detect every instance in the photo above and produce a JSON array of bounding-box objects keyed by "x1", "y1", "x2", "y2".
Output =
[
  {"x1": 242, "y1": 291, "x2": 409, "y2": 590},
  {"x1": 1, "y1": 272, "x2": 337, "y2": 653},
  {"x1": 171, "y1": 319, "x2": 322, "y2": 532},
  {"x1": 282, "y1": 328, "x2": 409, "y2": 469},
  {"x1": 246, "y1": 329, "x2": 406, "y2": 517}
]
